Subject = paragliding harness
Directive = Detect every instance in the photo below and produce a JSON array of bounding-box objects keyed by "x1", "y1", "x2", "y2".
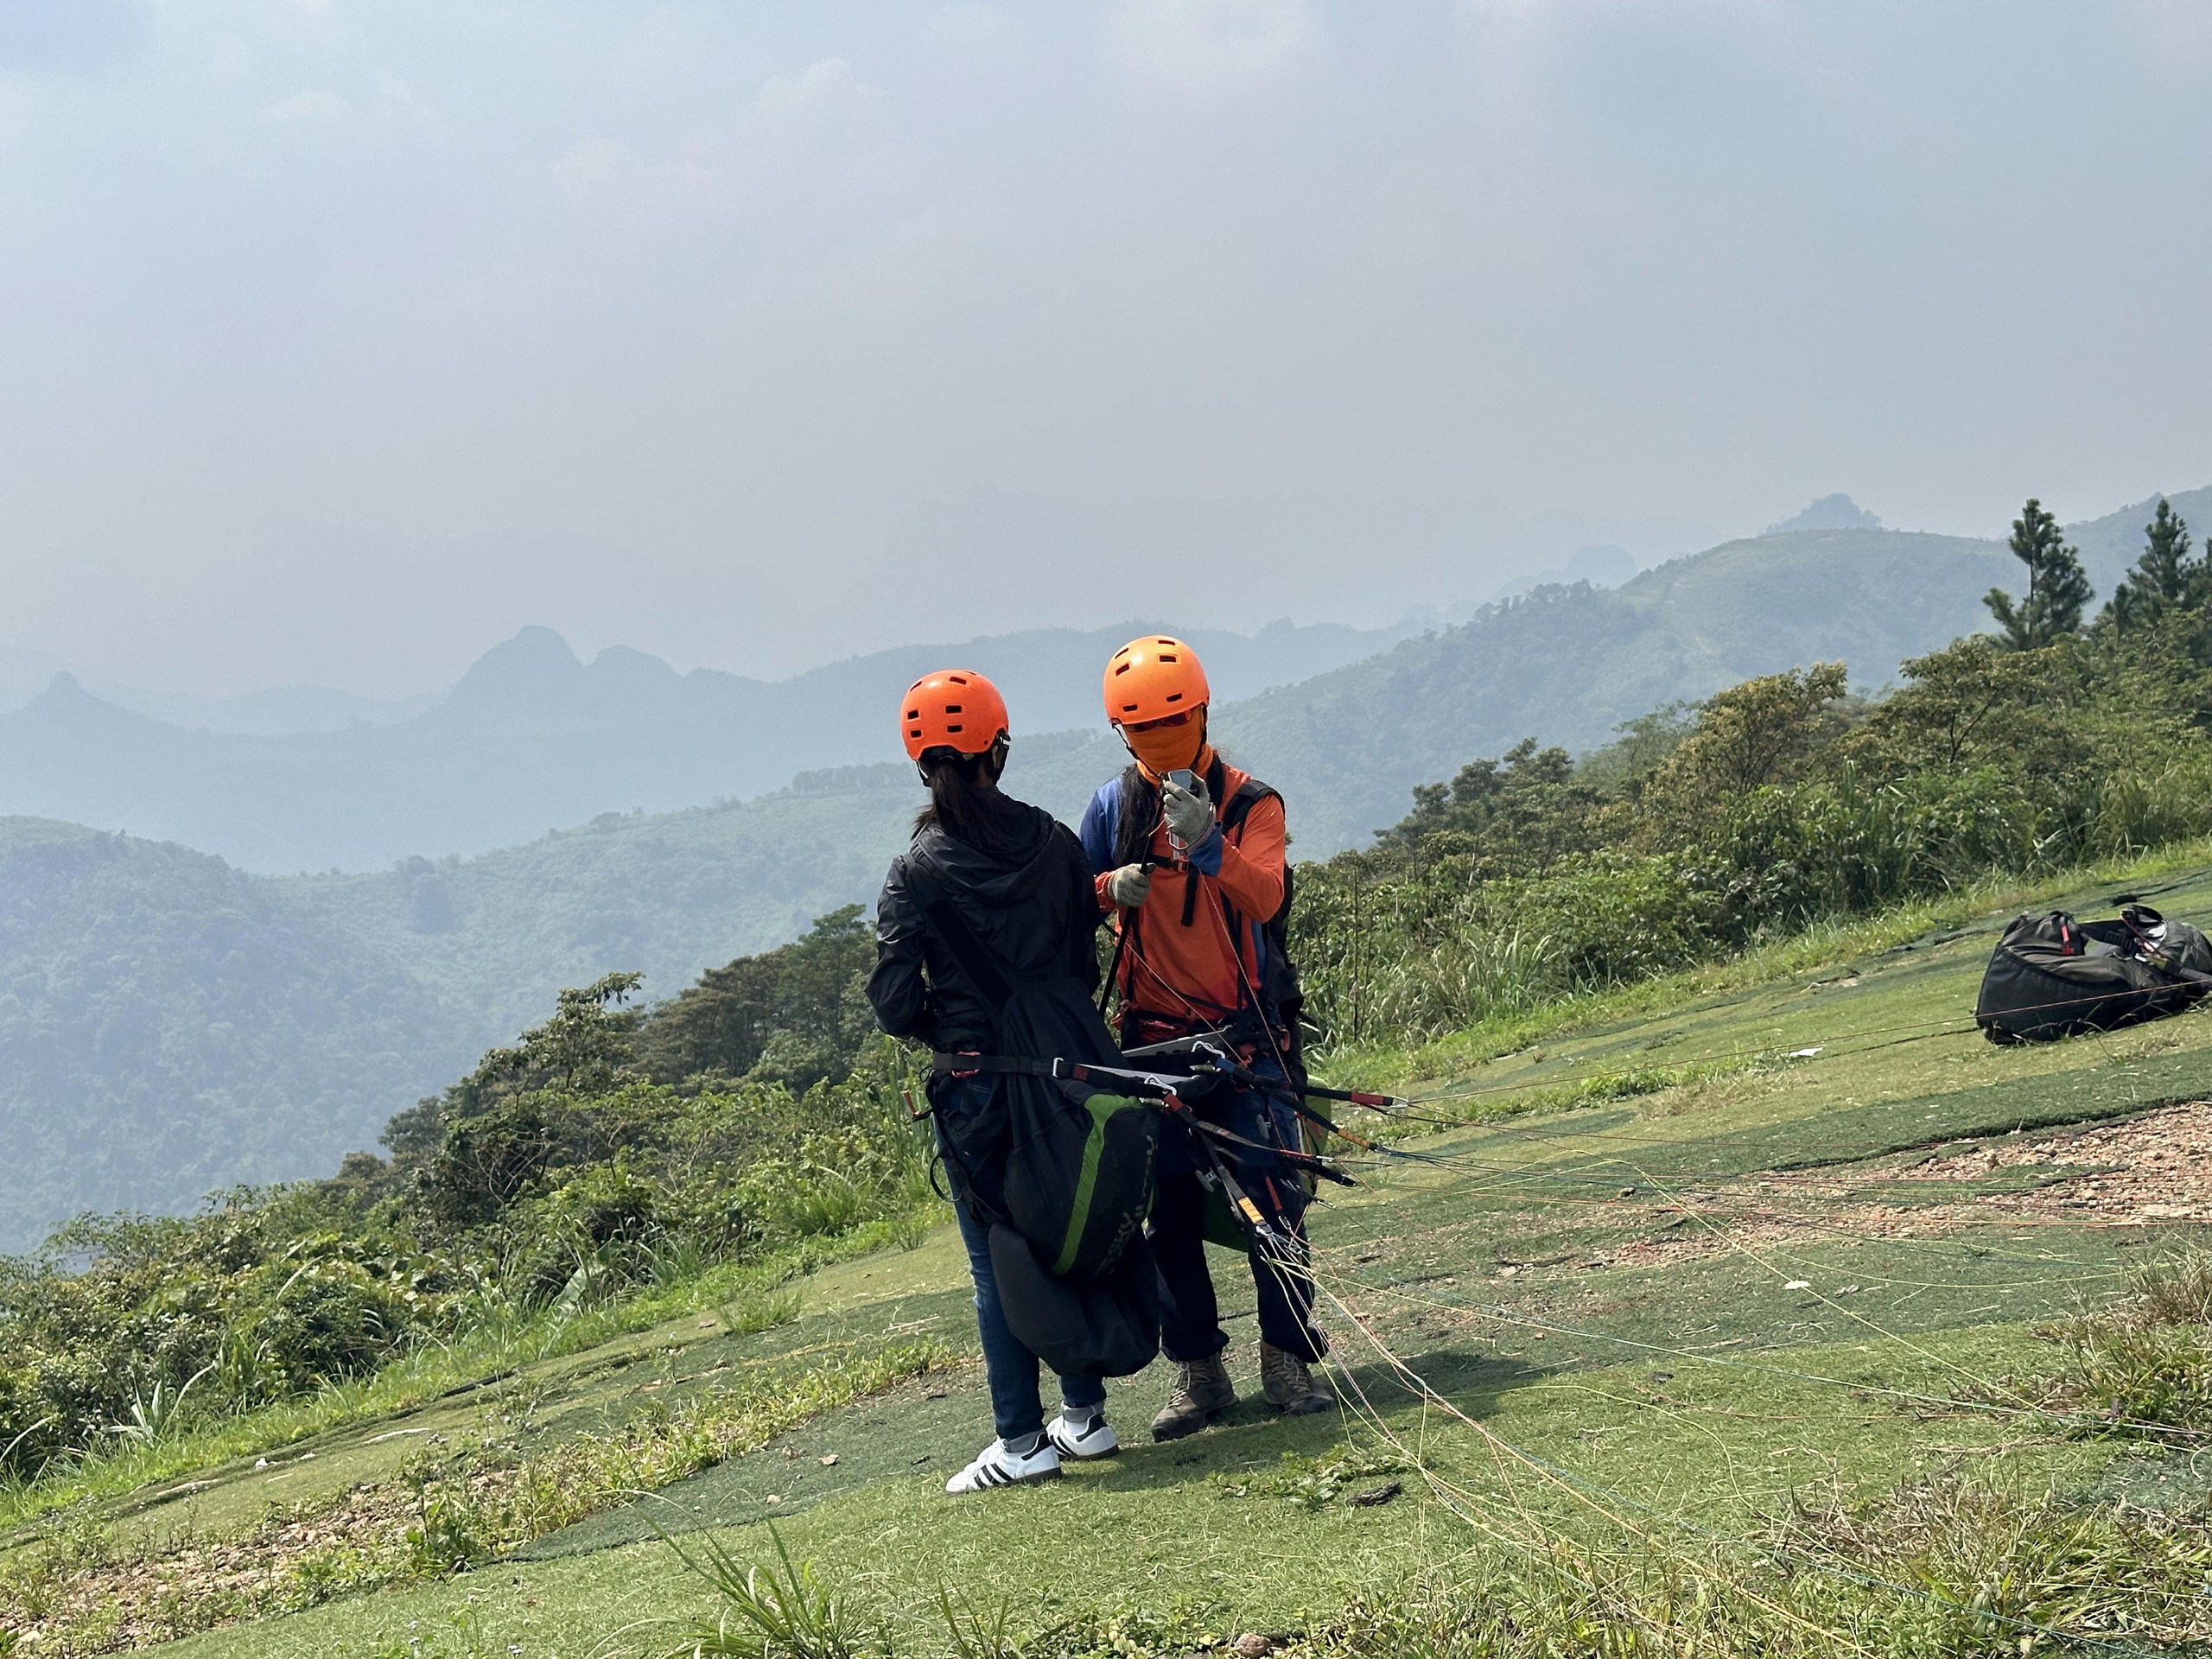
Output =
[
  {"x1": 1096, "y1": 756, "x2": 1336, "y2": 1267},
  {"x1": 1975, "y1": 902, "x2": 2212, "y2": 1045},
  {"x1": 913, "y1": 891, "x2": 1166, "y2": 1377}
]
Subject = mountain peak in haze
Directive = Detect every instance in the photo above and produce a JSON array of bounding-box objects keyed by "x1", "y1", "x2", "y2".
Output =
[
  {"x1": 21, "y1": 672, "x2": 138, "y2": 728},
  {"x1": 1763, "y1": 494, "x2": 1882, "y2": 536},
  {"x1": 434, "y1": 627, "x2": 644, "y2": 733},
  {"x1": 461, "y1": 625, "x2": 582, "y2": 683}
]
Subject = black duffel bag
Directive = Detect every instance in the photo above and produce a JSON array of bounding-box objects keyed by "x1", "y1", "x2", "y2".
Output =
[{"x1": 1975, "y1": 904, "x2": 2212, "y2": 1044}]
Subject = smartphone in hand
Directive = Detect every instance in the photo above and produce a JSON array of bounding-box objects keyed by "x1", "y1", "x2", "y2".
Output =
[{"x1": 1166, "y1": 768, "x2": 1197, "y2": 793}]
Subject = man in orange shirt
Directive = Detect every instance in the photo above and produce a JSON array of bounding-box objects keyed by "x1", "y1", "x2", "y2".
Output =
[{"x1": 1079, "y1": 635, "x2": 1332, "y2": 1439}]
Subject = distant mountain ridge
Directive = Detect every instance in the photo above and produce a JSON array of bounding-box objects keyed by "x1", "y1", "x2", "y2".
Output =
[{"x1": 0, "y1": 617, "x2": 1416, "y2": 874}]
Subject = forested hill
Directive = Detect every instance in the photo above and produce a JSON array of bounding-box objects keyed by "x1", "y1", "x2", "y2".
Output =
[
  {"x1": 0, "y1": 782, "x2": 927, "y2": 1251},
  {"x1": 1214, "y1": 525, "x2": 2015, "y2": 849},
  {"x1": 0, "y1": 819, "x2": 479, "y2": 1248}
]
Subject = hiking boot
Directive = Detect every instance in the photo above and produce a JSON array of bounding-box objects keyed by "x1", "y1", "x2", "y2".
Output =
[
  {"x1": 1149, "y1": 1354, "x2": 1236, "y2": 1441},
  {"x1": 1047, "y1": 1404, "x2": 1119, "y2": 1460},
  {"x1": 944, "y1": 1435, "x2": 1062, "y2": 1494},
  {"x1": 1260, "y1": 1344, "x2": 1333, "y2": 1415}
]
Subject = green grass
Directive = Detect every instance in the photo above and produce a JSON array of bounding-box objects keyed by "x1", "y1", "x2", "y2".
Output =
[
  {"x1": 17, "y1": 852, "x2": 2212, "y2": 1656},
  {"x1": 0, "y1": 1214, "x2": 932, "y2": 1543}
]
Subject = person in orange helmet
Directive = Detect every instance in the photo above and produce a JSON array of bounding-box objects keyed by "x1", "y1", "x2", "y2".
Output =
[
  {"x1": 1078, "y1": 636, "x2": 1332, "y2": 1439},
  {"x1": 869, "y1": 670, "x2": 1120, "y2": 1492}
]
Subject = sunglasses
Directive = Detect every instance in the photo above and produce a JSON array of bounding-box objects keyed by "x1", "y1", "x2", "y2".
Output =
[{"x1": 1124, "y1": 711, "x2": 1192, "y2": 733}]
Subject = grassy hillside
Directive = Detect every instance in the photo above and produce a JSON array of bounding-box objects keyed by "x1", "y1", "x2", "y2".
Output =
[{"x1": 6, "y1": 851, "x2": 2209, "y2": 1656}]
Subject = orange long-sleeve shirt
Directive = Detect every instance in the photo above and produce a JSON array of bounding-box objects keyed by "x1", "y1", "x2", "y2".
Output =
[{"x1": 1079, "y1": 757, "x2": 1287, "y2": 1032}]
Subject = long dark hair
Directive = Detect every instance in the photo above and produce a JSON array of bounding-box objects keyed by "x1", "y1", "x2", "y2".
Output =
[{"x1": 914, "y1": 738, "x2": 1014, "y2": 847}]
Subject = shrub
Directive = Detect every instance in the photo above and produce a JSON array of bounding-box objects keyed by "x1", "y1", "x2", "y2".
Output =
[{"x1": 238, "y1": 1252, "x2": 416, "y2": 1395}]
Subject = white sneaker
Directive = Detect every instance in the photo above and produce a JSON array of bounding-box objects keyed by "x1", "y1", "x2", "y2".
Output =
[
  {"x1": 944, "y1": 1437, "x2": 1062, "y2": 1494},
  {"x1": 1047, "y1": 1408, "x2": 1119, "y2": 1460}
]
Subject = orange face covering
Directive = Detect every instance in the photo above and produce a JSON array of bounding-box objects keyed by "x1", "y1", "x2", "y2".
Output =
[{"x1": 1119, "y1": 709, "x2": 1210, "y2": 779}]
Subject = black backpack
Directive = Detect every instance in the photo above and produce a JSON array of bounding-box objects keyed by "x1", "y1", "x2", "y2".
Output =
[
  {"x1": 1220, "y1": 778, "x2": 1306, "y2": 1042},
  {"x1": 1975, "y1": 905, "x2": 2212, "y2": 1045}
]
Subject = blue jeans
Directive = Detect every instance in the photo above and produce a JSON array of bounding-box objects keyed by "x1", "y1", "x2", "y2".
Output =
[{"x1": 935, "y1": 1074, "x2": 1107, "y2": 1442}]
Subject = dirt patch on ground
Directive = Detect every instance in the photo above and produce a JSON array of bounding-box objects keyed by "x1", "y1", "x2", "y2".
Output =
[
  {"x1": 1889, "y1": 1098, "x2": 2212, "y2": 1223},
  {"x1": 1590, "y1": 1101, "x2": 2212, "y2": 1269}
]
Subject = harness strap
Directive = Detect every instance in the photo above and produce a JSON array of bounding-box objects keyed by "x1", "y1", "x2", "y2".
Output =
[
  {"x1": 931, "y1": 1052, "x2": 1358, "y2": 1191},
  {"x1": 1188, "y1": 1118, "x2": 1357, "y2": 1186},
  {"x1": 930, "y1": 1051, "x2": 1178, "y2": 1100}
]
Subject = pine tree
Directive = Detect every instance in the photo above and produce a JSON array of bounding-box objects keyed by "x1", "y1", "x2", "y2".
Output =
[
  {"x1": 2103, "y1": 497, "x2": 2202, "y2": 632},
  {"x1": 1985, "y1": 497, "x2": 2093, "y2": 649}
]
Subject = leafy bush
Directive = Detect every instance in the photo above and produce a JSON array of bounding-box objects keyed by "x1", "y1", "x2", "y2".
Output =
[{"x1": 236, "y1": 1247, "x2": 421, "y2": 1395}]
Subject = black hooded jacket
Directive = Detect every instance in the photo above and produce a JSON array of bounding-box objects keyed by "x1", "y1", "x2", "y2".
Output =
[{"x1": 868, "y1": 795, "x2": 1102, "y2": 1054}]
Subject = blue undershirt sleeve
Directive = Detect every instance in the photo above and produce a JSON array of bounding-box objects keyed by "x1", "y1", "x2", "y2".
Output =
[{"x1": 1078, "y1": 779, "x2": 1122, "y2": 874}]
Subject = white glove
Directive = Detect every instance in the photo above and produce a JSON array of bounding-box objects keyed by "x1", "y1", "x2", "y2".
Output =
[
  {"x1": 1107, "y1": 864, "x2": 1153, "y2": 906},
  {"x1": 1161, "y1": 776, "x2": 1215, "y2": 847}
]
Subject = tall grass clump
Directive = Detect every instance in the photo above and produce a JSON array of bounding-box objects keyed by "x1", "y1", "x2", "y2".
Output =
[
  {"x1": 645, "y1": 1528, "x2": 887, "y2": 1659},
  {"x1": 2012, "y1": 1244, "x2": 2212, "y2": 1436}
]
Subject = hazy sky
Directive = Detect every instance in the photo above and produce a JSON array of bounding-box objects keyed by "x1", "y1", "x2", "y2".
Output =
[{"x1": 3, "y1": 1, "x2": 2209, "y2": 695}]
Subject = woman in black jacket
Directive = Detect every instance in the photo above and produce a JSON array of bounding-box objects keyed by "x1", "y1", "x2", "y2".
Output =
[{"x1": 868, "y1": 669, "x2": 1118, "y2": 1493}]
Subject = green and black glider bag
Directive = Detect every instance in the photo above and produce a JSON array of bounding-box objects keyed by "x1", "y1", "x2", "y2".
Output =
[
  {"x1": 989, "y1": 977, "x2": 1162, "y2": 1281},
  {"x1": 923, "y1": 899, "x2": 1164, "y2": 1376}
]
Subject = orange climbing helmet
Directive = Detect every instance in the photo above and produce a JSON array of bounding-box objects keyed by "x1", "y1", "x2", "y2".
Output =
[
  {"x1": 899, "y1": 669, "x2": 1010, "y2": 761},
  {"x1": 1102, "y1": 635, "x2": 1210, "y2": 728}
]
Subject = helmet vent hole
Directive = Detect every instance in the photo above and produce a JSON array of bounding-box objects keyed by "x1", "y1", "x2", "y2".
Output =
[
  {"x1": 944, "y1": 703, "x2": 962, "y2": 714},
  {"x1": 946, "y1": 722, "x2": 963, "y2": 733},
  {"x1": 1166, "y1": 692, "x2": 1182, "y2": 702}
]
